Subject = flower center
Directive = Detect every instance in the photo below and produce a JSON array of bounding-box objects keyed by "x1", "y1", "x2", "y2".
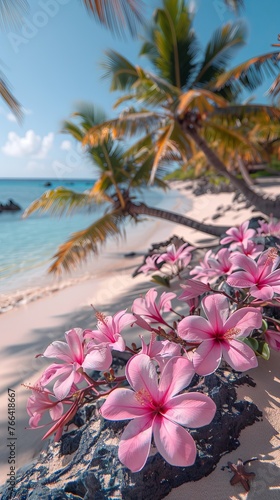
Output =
[
  {"x1": 223, "y1": 327, "x2": 241, "y2": 340},
  {"x1": 135, "y1": 388, "x2": 153, "y2": 406}
]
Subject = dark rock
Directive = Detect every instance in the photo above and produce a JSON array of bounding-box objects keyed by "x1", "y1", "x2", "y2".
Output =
[
  {"x1": 44, "y1": 182, "x2": 52, "y2": 187},
  {"x1": 0, "y1": 199, "x2": 21, "y2": 212},
  {"x1": 0, "y1": 371, "x2": 262, "y2": 500},
  {"x1": 124, "y1": 252, "x2": 137, "y2": 258},
  {"x1": 212, "y1": 213, "x2": 221, "y2": 220},
  {"x1": 192, "y1": 179, "x2": 234, "y2": 197}
]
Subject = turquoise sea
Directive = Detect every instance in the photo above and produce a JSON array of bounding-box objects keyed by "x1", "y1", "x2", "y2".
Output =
[{"x1": 0, "y1": 179, "x2": 167, "y2": 295}]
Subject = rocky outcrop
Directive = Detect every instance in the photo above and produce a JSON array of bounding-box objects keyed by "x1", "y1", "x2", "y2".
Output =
[
  {"x1": 0, "y1": 371, "x2": 262, "y2": 500},
  {"x1": 0, "y1": 199, "x2": 21, "y2": 212}
]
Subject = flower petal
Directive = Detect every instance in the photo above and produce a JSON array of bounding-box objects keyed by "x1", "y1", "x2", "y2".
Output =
[
  {"x1": 158, "y1": 356, "x2": 194, "y2": 400},
  {"x1": 100, "y1": 388, "x2": 148, "y2": 420},
  {"x1": 125, "y1": 354, "x2": 158, "y2": 400},
  {"x1": 163, "y1": 393, "x2": 216, "y2": 428},
  {"x1": 202, "y1": 294, "x2": 229, "y2": 331},
  {"x1": 193, "y1": 340, "x2": 222, "y2": 376},
  {"x1": 178, "y1": 316, "x2": 213, "y2": 342},
  {"x1": 43, "y1": 341, "x2": 72, "y2": 363},
  {"x1": 118, "y1": 415, "x2": 153, "y2": 472},
  {"x1": 65, "y1": 328, "x2": 84, "y2": 364},
  {"x1": 223, "y1": 307, "x2": 262, "y2": 338},
  {"x1": 249, "y1": 285, "x2": 274, "y2": 300},
  {"x1": 227, "y1": 271, "x2": 256, "y2": 288},
  {"x1": 49, "y1": 402, "x2": 64, "y2": 421},
  {"x1": 83, "y1": 345, "x2": 112, "y2": 371},
  {"x1": 153, "y1": 415, "x2": 197, "y2": 466},
  {"x1": 53, "y1": 368, "x2": 75, "y2": 400},
  {"x1": 221, "y1": 340, "x2": 258, "y2": 371},
  {"x1": 230, "y1": 253, "x2": 257, "y2": 276}
]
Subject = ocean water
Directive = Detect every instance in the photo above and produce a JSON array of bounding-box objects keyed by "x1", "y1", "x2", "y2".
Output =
[{"x1": 0, "y1": 179, "x2": 167, "y2": 295}]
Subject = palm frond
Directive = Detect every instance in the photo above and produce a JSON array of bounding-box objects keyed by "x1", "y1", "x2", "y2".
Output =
[
  {"x1": 61, "y1": 121, "x2": 84, "y2": 141},
  {"x1": 48, "y1": 210, "x2": 125, "y2": 274},
  {"x1": 177, "y1": 89, "x2": 228, "y2": 118},
  {"x1": 82, "y1": 0, "x2": 144, "y2": 38},
  {"x1": 211, "y1": 52, "x2": 280, "y2": 92},
  {"x1": 83, "y1": 111, "x2": 165, "y2": 146},
  {"x1": 141, "y1": 0, "x2": 199, "y2": 88},
  {"x1": 0, "y1": 76, "x2": 22, "y2": 120},
  {"x1": 203, "y1": 122, "x2": 265, "y2": 163},
  {"x1": 0, "y1": 0, "x2": 28, "y2": 28},
  {"x1": 210, "y1": 104, "x2": 280, "y2": 125},
  {"x1": 150, "y1": 123, "x2": 174, "y2": 184},
  {"x1": 23, "y1": 187, "x2": 106, "y2": 218},
  {"x1": 192, "y1": 22, "x2": 246, "y2": 87},
  {"x1": 224, "y1": 0, "x2": 244, "y2": 14},
  {"x1": 101, "y1": 50, "x2": 139, "y2": 90},
  {"x1": 267, "y1": 73, "x2": 280, "y2": 99},
  {"x1": 73, "y1": 103, "x2": 107, "y2": 129}
]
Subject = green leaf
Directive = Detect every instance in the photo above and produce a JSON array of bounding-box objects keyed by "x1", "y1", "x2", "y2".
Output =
[
  {"x1": 257, "y1": 341, "x2": 270, "y2": 361},
  {"x1": 243, "y1": 337, "x2": 259, "y2": 351},
  {"x1": 261, "y1": 319, "x2": 268, "y2": 333},
  {"x1": 151, "y1": 274, "x2": 170, "y2": 287}
]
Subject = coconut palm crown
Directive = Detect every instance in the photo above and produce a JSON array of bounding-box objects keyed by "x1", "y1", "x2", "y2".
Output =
[
  {"x1": 83, "y1": 0, "x2": 280, "y2": 216},
  {"x1": 24, "y1": 104, "x2": 231, "y2": 274}
]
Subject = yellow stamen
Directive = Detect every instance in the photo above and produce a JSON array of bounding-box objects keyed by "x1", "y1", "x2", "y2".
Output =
[
  {"x1": 135, "y1": 388, "x2": 153, "y2": 406},
  {"x1": 224, "y1": 327, "x2": 241, "y2": 340}
]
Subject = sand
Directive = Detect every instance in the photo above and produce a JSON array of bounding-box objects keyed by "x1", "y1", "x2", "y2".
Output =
[{"x1": 0, "y1": 178, "x2": 280, "y2": 498}]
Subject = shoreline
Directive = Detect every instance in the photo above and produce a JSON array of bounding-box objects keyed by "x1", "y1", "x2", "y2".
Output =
[
  {"x1": 2, "y1": 175, "x2": 276, "y2": 315},
  {"x1": 0, "y1": 185, "x2": 190, "y2": 314},
  {"x1": 0, "y1": 178, "x2": 280, "y2": 495}
]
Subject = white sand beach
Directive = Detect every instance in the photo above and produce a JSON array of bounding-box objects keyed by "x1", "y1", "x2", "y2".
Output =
[{"x1": 0, "y1": 179, "x2": 280, "y2": 499}]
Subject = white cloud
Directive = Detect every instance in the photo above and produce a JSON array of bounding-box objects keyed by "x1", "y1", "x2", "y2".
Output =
[
  {"x1": 60, "y1": 140, "x2": 72, "y2": 151},
  {"x1": 7, "y1": 112, "x2": 17, "y2": 122},
  {"x1": 2, "y1": 130, "x2": 54, "y2": 159}
]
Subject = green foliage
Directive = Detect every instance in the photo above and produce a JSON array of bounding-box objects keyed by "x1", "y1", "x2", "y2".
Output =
[{"x1": 151, "y1": 274, "x2": 170, "y2": 288}]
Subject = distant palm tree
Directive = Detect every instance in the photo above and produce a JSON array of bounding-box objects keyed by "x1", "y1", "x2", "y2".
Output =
[
  {"x1": 24, "y1": 104, "x2": 229, "y2": 274},
  {"x1": 83, "y1": 0, "x2": 280, "y2": 216}
]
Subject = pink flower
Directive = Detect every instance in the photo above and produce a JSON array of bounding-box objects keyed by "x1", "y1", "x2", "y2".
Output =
[
  {"x1": 257, "y1": 217, "x2": 280, "y2": 237},
  {"x1": 227, "y1": 248, "x2": 280, "y2": 300},
  {"x1": 100, "y1": 354, "x2": 216, "y2": 471},
  {"x1": 132, "y1": 288, "x2": 176, "y2": 325},
  {"x1": 207, "y1": 248, "x2": 235, "y2": 278},
  {"x1": 27, "y1": 386, "x2": 65, "y2": 429},
  {"x1": 84, "y1": 310, "x2": 135, "y2": 352},
  {"x1": 220, "y1": 220, "x2": 256, "y2": 247},
  {"x1": 264, "y1": 329, "x2": 280, "y2": 351},
  {"x1": 231, "y1": 240, "x2": 264, "y2": 260},
  {"x1": 179, "y1": 279, "x2": 210, "y2": 302},
  {"x1": 189, "y1": 250, "x2": 217, "y2": 283},
  {"x1": 84, "y1": 310, "x2": 135, "y2": 371},
  {"x1": 139, "y1": 254, "x2": 161, "y2": 275},
  {"x1": 177, "y1": 294, "x2": 262, "y2": 375},
  {"x1": 139, "y1": 333, "x2": 181, "y2": 368},
  {"x1": 39, "y1": 328, "x2": 90, "y2": 399},
  {"x1": 40, "y1": 328, "x2": 112, "y2": 399},
  {"x1": 158, "y1": 243, "x2": 193, "y2": 267}
]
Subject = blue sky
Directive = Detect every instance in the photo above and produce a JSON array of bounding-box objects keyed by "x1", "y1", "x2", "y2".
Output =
[{"x1": 0, "y1": 0, "x2": 279, "y2": 179}]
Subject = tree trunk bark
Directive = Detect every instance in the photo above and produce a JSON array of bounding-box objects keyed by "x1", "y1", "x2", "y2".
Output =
[
  {"x1": 127, "y1": 201, "x2": 229, "y2": 237},
  {"x1": 237, "y1": 156, "x2": 255, "y2": 188},
  {"x1": 183, "y1": 125, "x2": 280, "y2": 217}
]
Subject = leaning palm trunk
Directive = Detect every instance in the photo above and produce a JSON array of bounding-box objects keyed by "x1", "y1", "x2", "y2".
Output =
[
  {"x1": 184, "y1": 125, "x2": 280, "y2": 217},
  {"x1": 237, "y1": 156, "x2": 255, "y2": 188},
  {"x1": 127, "y1": 201, "x2": 229, "y2": 237}
]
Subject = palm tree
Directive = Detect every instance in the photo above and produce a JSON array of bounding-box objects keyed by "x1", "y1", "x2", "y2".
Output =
[
  {"x1": 24, "y1": 104, "x2": 230, "y2": 274},
  {"x1": 83, "y1": 0, "x2": 280, "y2": 217}
]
